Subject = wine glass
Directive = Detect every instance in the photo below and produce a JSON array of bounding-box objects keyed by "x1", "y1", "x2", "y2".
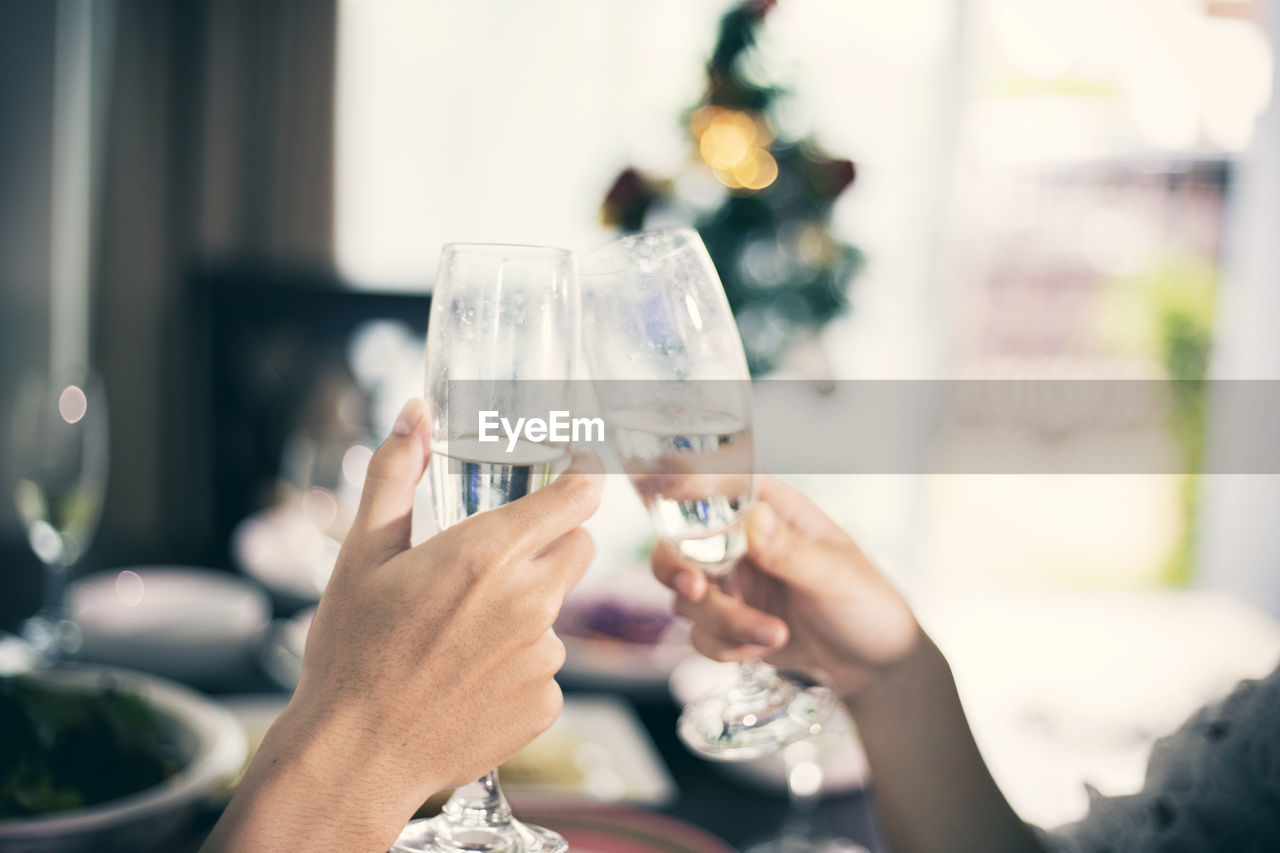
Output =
[
  {"x1": 9, "y1": 367, "x2": 109, "y2": 661},
  {"x1": 580, "y1": 228, "x2": 834, "y2": 760},
  {"x1": 393, "y1": 244, "x2": 576, "y2": 853}
]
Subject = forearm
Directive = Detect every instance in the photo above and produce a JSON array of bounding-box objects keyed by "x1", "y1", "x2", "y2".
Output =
[
  {"x1": 202, "y1": 701, "x2": 428, "y2": 853},
  {"x1": 847, "y1": 634, "x2": 1045, "y2": 853}
]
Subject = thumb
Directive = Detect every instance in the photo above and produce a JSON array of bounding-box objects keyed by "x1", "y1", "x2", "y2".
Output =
[
  {"x1": 349, "y1": 398, "x2": 431, "y2": 564},
  {"x1": 744, "y1": 501, "x2": 837, "y2": 592}
]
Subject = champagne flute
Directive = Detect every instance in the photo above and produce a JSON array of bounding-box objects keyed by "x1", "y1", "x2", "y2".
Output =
[
  {"x1": 9, "y1": 367, "x2": 109, "y2": 661},
  {"x1": 580, "y1": 228, "x2": 834, "y2": 761},
  {"x1": 393, "y1": 244, "x2": 576, "y2": 853}
]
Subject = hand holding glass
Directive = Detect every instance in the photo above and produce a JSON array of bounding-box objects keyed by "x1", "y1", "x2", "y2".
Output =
[{"x1": 393, "y1": 244, "x2": 575, "y2": 853}]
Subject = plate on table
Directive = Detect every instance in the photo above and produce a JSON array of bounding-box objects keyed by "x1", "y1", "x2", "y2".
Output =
[
  {"x1": 514, "y1": 801, "x2": 735, "y2": 853},
  {"x1": 555, "y1": 568, "x2": 690, "y2": 694},
  {"x1": 70, "y1": 567, "x2": 271, "y2": 689},
  {"x1": 231, "y1": 690, "x2": 677, "y2": 809},
  {"x1": 232, "y1": 507, "x2": 339, "y2": 610},
  {"x1": 498, "y1": 695, "x2": 676, "y2": 806}
]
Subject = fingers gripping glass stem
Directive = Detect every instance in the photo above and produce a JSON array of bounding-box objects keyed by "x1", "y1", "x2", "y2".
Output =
[{"x1": 678, "y1": 561, "x2": 836, "y2": 761}]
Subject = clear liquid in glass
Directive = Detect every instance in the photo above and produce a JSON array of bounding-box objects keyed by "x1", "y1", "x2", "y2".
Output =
[
  {"x1": 13, "y1": 478, "x2": 101, "y2": 567},
  {"x1": 428, "y1": 437, "x2": 571, "y2": 531},
  {"x1": 610, "y1": 409, "x2": 754, "y2": 571}
]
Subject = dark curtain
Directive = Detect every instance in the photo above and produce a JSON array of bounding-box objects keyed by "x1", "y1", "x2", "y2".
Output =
[
  {"x1": 93, "y1": 0, "x2": 337, "y2": 562},
  {"x1": 0, "y1": 2, "x2": 57, "y2": 541}
]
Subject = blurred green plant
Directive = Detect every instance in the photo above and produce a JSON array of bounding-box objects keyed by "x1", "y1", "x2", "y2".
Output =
[{"x1": 1106, "y1": 254, "x2": 1217, "y2": 585}]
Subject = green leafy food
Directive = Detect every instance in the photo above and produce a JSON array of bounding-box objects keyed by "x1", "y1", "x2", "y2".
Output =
[{"x1": 0, "y1": 675, "x2": 184, "y2": 819}]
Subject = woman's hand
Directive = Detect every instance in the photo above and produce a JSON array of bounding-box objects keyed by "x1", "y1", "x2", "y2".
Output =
[
  {"x1": 654, "y1": 476, "x2": 1045, "y2": 853},
  {"x1": 651, "y1": 476, "x2": 919, "y2": 701},
  {"x1": 205, "y1": 399, "x2": 603, "y2": 852}
]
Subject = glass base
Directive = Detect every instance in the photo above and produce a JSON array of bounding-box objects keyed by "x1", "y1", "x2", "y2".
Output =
[
  {"x1": 392, "y1": 815, "x2": 567, "y2": 853},
  {"x1": 678, "y1": 663, "x2": 835, "y2": 761},
  {"x1": 21, "y1": 609, "x2": 81, "y2": 662}
]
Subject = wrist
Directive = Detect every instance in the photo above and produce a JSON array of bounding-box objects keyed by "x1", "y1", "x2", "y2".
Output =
[
  {"x1": 208, "y1": 698, "x2": 437, "y2": 851},
  {"x1": 842, "y1": 627, "x2": 945, "y2": 720},
  {"x1": 274, "y1": 695, "x2": 441, "y2": 812}
]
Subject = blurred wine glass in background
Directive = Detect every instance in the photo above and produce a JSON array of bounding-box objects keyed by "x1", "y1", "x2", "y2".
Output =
[
  {"x1": 745, "y1": 738, "x2": 871, "y2": 853},
  {"x1": 10, "y1": 367, "x2": 108, "y2": 661},
  {"x1": 277, "y1": 425, "x2": 374, "y2": 587}
]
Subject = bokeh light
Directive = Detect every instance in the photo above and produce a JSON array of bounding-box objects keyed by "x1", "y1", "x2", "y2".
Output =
[
  {"x1": 58, "y1": 384, "x2": 88, "y2": 424},
  {"x1": 115, "y1": 570, "x2": 145, "y2": 607},
  {"x1": 341, "y1": 444, "x2": 373, "y2": 489},
  {"x1": 732, "y1": 148, "x2": 778, "y2": 191},
  {"x1": 302, "y1": 486, "x2": 339, "y2": 532},
  {"x1": 693, "y1": 106, "x2": 778, "y2": 192}
]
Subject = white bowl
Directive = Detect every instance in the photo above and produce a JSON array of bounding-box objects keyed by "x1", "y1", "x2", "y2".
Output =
[
  {"x1": 70, "y1": 567, "x2": 271, "y2": 687},
  {"x1": 0, "y1": 665, "x2": 248, "y2": 852}
]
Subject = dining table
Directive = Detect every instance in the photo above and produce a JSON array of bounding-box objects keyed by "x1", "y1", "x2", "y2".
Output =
[
  {"x1": 163, "y1": 682, "x2": 884, "y2": 851},
  {"x1": 0, "y1": 544, "x2": 885, "y2": 853}
]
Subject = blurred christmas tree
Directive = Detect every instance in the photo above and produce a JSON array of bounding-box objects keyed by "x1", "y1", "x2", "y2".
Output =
[{"x1": 601, "y1": 0, "x2": 862, "y2": 374}]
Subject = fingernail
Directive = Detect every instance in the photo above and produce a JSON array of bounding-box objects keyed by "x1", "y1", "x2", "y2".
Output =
[
  {"x1": 392, "y1": 399, "x2": 423, "y2": 436},
  {"x1": 754, "y1": 623, "x2": 786, "y2": 647},
  {"x1": 674, "y1": 571, "x2": 698, "y2": 598},
  {"x1": 750, "y1": 503, "x2": 777, "y2": 540}
]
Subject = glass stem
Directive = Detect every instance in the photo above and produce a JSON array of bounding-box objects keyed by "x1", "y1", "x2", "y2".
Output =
[
  {"x1": 779, "y1": 740, "x2": 823, "y2": 841},
  {"x1": 439, "y1": 769, "x2": 513, "y2": 827},
  {"x1": 42, "y1": 559, "x2": 69, "y2": 616},
  {"x1": 713, "y1": 564, "x2": 772, "y2": 693},
  {"x1": 739, "y1": 656, "x2": 769, "y2": 691}
]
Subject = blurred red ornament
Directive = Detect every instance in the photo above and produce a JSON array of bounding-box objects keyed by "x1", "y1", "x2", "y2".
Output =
[
  {"x1": 808, "y1": 155, "x2": 856, "y2": 199},
  {"x1": 601, "y1": 167, "x2": 665, "y2": 231}
]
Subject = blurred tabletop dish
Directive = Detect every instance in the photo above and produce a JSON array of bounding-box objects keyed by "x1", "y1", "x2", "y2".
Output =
[
  {"x1": 555, "y1": 571, "x2": 692, "y2": 695},
  {"x1": 232, "y1": 508, "x2": 338, "y2": 611},
  {"x1": 70, "y1": 567, "x2": 271, "y2": 689},
  {"x1": 221, "y1": 693, "x2": 676, "y2": 807},
  {"x1": 0, "y1": 665, "x2": 247, "y2": 853},
  {"x1": 509, "y1": 800, "x2": 737, "y2": 853}
]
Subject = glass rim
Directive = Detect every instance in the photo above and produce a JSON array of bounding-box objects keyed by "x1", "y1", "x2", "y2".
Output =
[
  {"x1": 440, "y1": 242, "x2": 573, "y2": 259},
  {"x1": 579, "y1": 227, "x2": 703, "y2": 277}
]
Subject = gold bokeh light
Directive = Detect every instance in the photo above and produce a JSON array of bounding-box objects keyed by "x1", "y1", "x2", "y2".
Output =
[
  {"x1": 733, "y1": 148, "x2": 778, "y2": 191},
  {"x1": 692, "y1": 106, "x2": 777, "y2": 192}
]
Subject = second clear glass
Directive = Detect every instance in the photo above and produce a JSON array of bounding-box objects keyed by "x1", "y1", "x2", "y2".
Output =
[{"x1": 580, "y1": 228, "x2": 835, "y2": 761}]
